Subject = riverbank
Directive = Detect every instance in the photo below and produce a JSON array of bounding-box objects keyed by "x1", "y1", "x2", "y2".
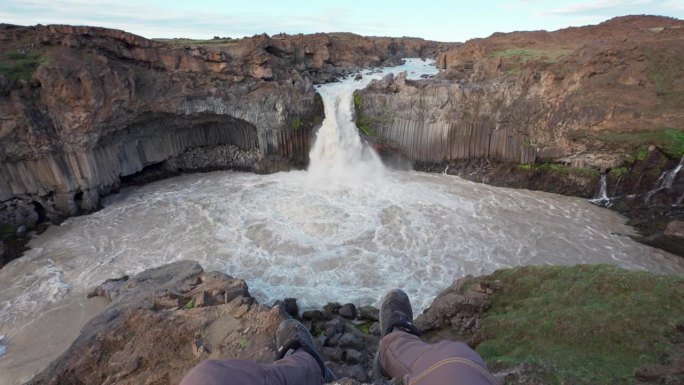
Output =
[{"x1": 23, "y1": 261, "x2": 684, "y2": 385}]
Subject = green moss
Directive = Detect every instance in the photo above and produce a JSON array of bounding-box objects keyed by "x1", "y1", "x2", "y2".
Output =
[
  {"x1": 478, "y1": 265, "x2": 684, "y2": 385},
  {"x1": 0, "y1": 50, "x2": 49, "y2": 81},
  {"x1": 353, "y1": 91, "x2": 362, "y2": 111},
  {"x1": 359, "y1": 322, "x2": 371, "y2": 334},
  {"x1": 0, "y1": 224, "x2": 17, "y2": 234},
  {"x1": 239, "y1": 338, "x2": 250, "y2": 348},
  {"x1": 579, "y1": 128, "x2": 684, "y2": 159},
  {"x1": 488, "y1": 48, "x2": 572, "y2": 63},
  {"x1": 636, "y1": 146, "x2": 650, "y2": 161},
  {"x1": 184, "y1": 299, "x2": 195, "y2": 309},
  {"x1": 609, "y1": 167, "x2": 629, "y2": 177},
  {"x1": 291, "y1": 117, "x2": 304, "y2": 130},
  {"x1": 516, "y1": 163, "x2": 598, "y2": 176}
]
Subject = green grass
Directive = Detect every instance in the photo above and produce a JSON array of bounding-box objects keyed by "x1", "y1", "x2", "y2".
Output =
[
  {"x1": 477, "y1": 265, "x2": 684, "y2": 385},
  {"x1": 517, "y1": 163, "x2": 599, "y2": 176},
  {"x1": 291, "y1": 117, "x2": 304, "y2": 130},
  {"x1": 238, "y1": 338, "x2": 250, "y2": 348},
  {"x1": 0, "y1": 50, "x2": 49, "y2": 81},
  {"x1": 596, "y1": 128, "x2": 684, "y2": 158},
  {"x1": 609, "y1": 167, "x2": 629, "y2": 177},
  {"x1": 647, "y1": 49, "x2": 684, "y2": 106},
  {"x1": 488, "y1": 47, "x2": 572, "y2": 64},
  {"x1": 184, "y1": 299, "x2": 195, "y2": 309}
]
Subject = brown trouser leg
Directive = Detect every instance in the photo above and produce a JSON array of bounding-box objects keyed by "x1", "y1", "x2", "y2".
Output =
[
  {"x1": 180, "y1": 350, "x2": 325, "y2": 385},
  {"x1": 379, "y1": 331, "x2": 499, "y2": 385}
]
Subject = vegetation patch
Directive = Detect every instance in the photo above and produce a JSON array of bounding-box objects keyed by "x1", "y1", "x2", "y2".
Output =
[
  {"x1": 488, "y1": 47, "x2": 572, "y2": 64},
  {"x1": 647, "y1": 49, "x2": 684, "y2": 107},
  {"x1": 0, "y1": 50, "x2": 49, "y2": 81},
  {"x1": 290, "y1": 117, "x2": 304, "y2": 130},
  {"x1": 477, "y1": 265, "x2": 684, "y2": 385},
  {"x1": 608, "y1": 166, "x2": 629, "y2": 177},
  {"x1": 517, "y1": 163, "x2": 599, "y2": 176},
  {"x1": 596, "y1": 128, "x2": 684, "y2": 158}
]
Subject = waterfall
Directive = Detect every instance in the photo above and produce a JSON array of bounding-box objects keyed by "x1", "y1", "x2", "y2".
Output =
[
  {"x1": 590, "y1": 174, "x2": 611, "y2": 206},
  {"x1": 307, "y1": 59, "x2": 438, "y2": 184},
  {"x1": 306, "y1": 79, "x2": 385, "y2": 184},
  {"x1": 644, "y1": 154, "x2": 684, "y2": 204}
]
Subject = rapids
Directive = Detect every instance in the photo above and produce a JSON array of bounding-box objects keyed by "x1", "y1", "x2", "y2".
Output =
[{"x1": 1, "y1": 59, "x2": 683, "y2": 384}]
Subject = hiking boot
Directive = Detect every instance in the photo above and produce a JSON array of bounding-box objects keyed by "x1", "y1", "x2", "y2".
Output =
[
  {"x1": 276, "y1": 318, "x2": 336, "y2": 382},
  {"x1": 373, "y1": 289, "x2": 422, "y2": 380}
]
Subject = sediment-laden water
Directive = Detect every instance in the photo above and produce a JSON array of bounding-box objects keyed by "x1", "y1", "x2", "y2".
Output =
[{"x1": 1, "y1": 59, "x2": 683, "y2": 384}]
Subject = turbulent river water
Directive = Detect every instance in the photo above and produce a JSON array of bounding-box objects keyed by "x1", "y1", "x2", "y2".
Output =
[{"x1": 1, "y1": 59, "x2": 683, "y2": 384}]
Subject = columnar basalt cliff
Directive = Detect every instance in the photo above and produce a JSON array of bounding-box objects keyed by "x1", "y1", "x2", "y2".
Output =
[
  {"x1": 0, "y1": 24, "x2": 448, "y2": 261},
  {"x1": 355, "y1": 16, "x2": 684, "y2": 251}
]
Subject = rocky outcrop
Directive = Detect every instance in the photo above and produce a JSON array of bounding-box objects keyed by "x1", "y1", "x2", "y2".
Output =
[
  {"x1": 358, "y1": 16, "x2": 684, "y2": 170},
  {"x1": 355, "y1": 16, "x2": 684, "y2": 252},
  {"x1": 0, "y1": 24, "x2": 449, "y2": 260},
  {"x1": 27, "y1": 261, "x2": 383, "y2": 384}
]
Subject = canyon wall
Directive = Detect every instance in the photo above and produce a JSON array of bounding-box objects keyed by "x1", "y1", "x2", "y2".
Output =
[
  {"x1": 358, "y1": 16, "x2": 684, "y2": 170},
  {"x1": 355, "y1": 16, "x2": 684, "y2": 251},
  {"x1": 0, "y1": 24, "x2": 448, "y2": 235}
]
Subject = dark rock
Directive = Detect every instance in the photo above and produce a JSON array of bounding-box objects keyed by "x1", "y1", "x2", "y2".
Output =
[
  {"x1": 415, "y1": 276, "x2": 494, "y2": 334},
  {"x1": 327, "y1": 333, "x2": 342, "y2": 346},
  {"x1": 337, "y1": 333, "x2": 363, "y2": 349},
  {"x1": 283, "y1": 298, "x2": 298, "y2": 318},
  {"x1": 302, "y1": 310, "x2": 324, "y2": 322},
  {"x1": 342, "y1": 349, "x2": 365, "y2": 365},
  {"x1": 324, "y1": 319, "x2": 345, "y2": 337},
  {"x1": 339, "y1": 303, "x2": 357, "y2": 319},
  {"x1": 369, "y1": 322, "x2": 382, "y2": 336},
  {"x1": 322, "y1": 346, "x2": 343, "y2": 362},
  {"x1": 354, "y1": 74, "x2": 363, "y2": 81},
  {"x1": 323, "y1": 302, "x2": 342, "y2": 318},
  {"x1": 327, "y1": 362, "x2": 369, "y2": 383},
  {"x1": 358, "y1": 305, "x2": 379, "y2": 322}
]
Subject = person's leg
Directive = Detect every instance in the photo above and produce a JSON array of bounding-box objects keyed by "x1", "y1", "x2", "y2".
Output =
[
  {"x1": 374, "y1": 289, "x2": 498, "y2": 385},
  {"x1": 179, "y1": 350, "x2": 324, "y2": 385},
  {"x1": 180, "y1": 318, "x2": 333, "y2": 385},
  {"x1": 379, "y1": 331, "x2": 498, "y2": 385}
]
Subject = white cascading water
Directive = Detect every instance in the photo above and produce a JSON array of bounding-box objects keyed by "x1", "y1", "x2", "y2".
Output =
[
  {"x1": 589, "y1": 174, "x2": 611, "y2": 206},
  {"x1": 645, "y1": 154, "x2": 684, "y2": 204},
  {"x1": 1, "y1": 59, "x2": 684, "y2": 384}
]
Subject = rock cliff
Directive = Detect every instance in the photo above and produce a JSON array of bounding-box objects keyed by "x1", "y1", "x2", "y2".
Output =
[
  {"x1": 0, "y1": 24, "x2": 447, "y2": 262},
  {"x1": 355, "y1": 16, "x2": 684, "y2": 251}
]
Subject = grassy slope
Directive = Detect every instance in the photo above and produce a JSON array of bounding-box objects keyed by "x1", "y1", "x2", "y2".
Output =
[{"x1": 476, "y1": 265, "x2": 683, "y2": 384}]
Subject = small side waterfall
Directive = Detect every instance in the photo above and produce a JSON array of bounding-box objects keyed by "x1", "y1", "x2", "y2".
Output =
[
  {"x1": 590, "y1": 174, "x2": 611, "y2": 206},
  {"x1": 644, "y1": 154, "x2": 684, "y2": 204}
]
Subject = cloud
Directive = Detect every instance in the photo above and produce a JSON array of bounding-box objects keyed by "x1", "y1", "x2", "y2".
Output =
[
  {"x1": 537, "y1": 0, "x2": 684, "y2": 18},
  {"x1": 0, "y1": 0, "x2": 401, "y2": 39}
]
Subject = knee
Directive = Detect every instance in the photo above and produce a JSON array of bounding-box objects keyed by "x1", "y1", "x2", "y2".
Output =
[{"x1": 180, "y1": 360, "x2": 225, "y2": 385}]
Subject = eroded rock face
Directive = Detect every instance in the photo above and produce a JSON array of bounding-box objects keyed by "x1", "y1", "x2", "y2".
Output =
[
  {"x1": 28, "y1": 261, "x2": 282, "y2": 385},
  {"x1": 359, "y1": 16, "x2": 684, "y2": 171},
  {"x1": 0, "y1": 24, "x2": 449, "y2": 254}
]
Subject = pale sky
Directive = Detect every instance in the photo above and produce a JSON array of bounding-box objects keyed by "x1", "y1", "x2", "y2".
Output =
[{"x1": 1, "y1": 0, "x2": 683, "y2": 42}]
